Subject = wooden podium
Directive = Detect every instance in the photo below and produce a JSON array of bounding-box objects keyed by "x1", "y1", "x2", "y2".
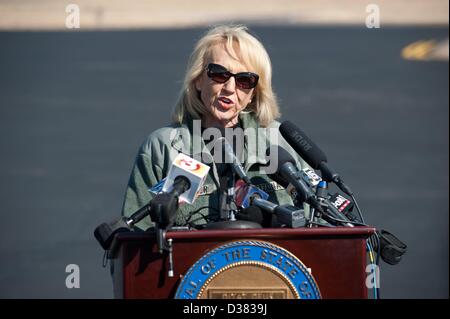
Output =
[{"x1": 110, "y1": 227, "x2": 375, "y2": 299}]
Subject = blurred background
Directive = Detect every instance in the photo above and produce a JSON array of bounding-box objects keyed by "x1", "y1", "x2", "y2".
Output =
[{"x1": 0, "y1": 0, "x2": 448, "y2": 298}]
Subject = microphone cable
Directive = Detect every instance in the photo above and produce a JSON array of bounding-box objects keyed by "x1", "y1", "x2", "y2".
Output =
[
  {"x1": 366, "y1": 240, "x2": 378, "y2": 299},
  {"x1": 350, "y1": 193, "x2": 366, "y2": 225},
  {"x1": 371, "y1": 230, "x2": 382, "y2": 299},
  {"x1": 348, "y1": 192, "x2": 381, "y2": 298},
  {"x1": 321, "y1": 213, "x2": 369, "y2": 227},
  {"x1": 308, "y1": 221, "x2": 334, "y2": 228},
  {"x1": 348, "y1": 191, "x2": 381, "y2": 298},
  {"x1": 185, "y1": 206, "x2": 221, "y2": 228}
]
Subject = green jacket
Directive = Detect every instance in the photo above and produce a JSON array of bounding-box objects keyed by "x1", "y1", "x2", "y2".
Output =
[{"x1": 121, "y1": 112, "x2": 312, "y2": 230}]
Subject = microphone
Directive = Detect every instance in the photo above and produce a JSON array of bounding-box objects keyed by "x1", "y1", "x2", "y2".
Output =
[
  {"x1": 95, "y1": 200, "x2": 156, "y2": 251},
  {"x1": 151, "y1": 176, "x2": 191, "y2": 228},
  {"x1": 234, "y1": 179, "x2": 270, "y2": 208},
  {"x1": 236, "y1": 206, "x2": 265, "y2": 225},
  {"x1": 299, "y1": 167, "x2": 322, "y2": 188},
  {"x1": 217, "y1": 137, "x2": 251, "y2": 184},
  {"x1": 266, "y1": 145, "x2": 324, "y2": 213},
  {"x1": 328, "y1": 193, "x2": 360, "y2": 222},
  {"x1": 94, "y1": 175, "x2": 191, "y2": 251},
  {"x1": 314, "y1": 181, "x2": 354, "y2": 227},
  {"x1": 240, "y1": 188, "x2": 306, "y2": 228},
  {"x1": 94, "y1": 218, "x2": 132, "y2": 251},
  {"x1": 250, "y1": 197, "x2": 306, "y2": 228},
  {"x1": 279, "y1": 121, "x2": 353, "y2": 196},
  {"x1": 162, "y1": 153, "x2": 210, "y2": 204},
  {"x1": 301, "y1": 167, "x2": 358, "y2": 226}
]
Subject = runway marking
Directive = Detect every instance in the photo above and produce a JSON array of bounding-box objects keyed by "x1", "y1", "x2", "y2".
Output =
[
  {"x1": 402, "y1": 40, "x2": 436, "y2": 61},
  {"x1": 401, "y1": 39, "x2": 448, "y2": 61}
]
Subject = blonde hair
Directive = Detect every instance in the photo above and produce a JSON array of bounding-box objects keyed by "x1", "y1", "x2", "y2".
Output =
[{"x1": 171, "y1": 24, "x2": 280, "y2": 127}]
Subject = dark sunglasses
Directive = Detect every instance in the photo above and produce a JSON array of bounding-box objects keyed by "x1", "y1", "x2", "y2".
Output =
[{"x1": 206, "y1": 63, "x2": 259, "y2": 89}]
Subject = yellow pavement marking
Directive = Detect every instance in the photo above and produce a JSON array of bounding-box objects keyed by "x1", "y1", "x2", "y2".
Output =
[{"x1": 401, "y1": 40, "x2": 438, "y2": 61}]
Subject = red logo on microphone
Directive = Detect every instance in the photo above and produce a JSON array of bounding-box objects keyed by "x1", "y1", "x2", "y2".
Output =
[{"x1": 178, "y1": 158, "x2": 201, "y2": 172}]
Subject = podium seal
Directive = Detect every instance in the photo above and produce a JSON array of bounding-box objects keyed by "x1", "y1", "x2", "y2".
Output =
[{"x1": 175, "y1": 240, "x2": 321, "y2": 299}]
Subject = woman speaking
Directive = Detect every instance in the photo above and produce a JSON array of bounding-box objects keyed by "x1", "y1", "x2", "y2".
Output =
[{"x1": 121, "y1": 25, "x2": 309, "y2": 230}]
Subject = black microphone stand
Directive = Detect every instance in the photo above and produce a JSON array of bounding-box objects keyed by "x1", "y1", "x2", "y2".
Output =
[
  {"x1": 307, "y1": 180, "x2": 355, "y2": 227},
  {"x1": 227, "y1": 172, "x2": 238, "y2": 221}
]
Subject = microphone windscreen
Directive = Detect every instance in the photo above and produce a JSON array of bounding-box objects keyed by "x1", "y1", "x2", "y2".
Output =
[
  {"x1": 237, "y1": 206, "x2": 264, "y2": 225},
  {"x1": 237, "y1": 206, "x2": 274, "y2": 228},
  {"x1": 279, "y1": 121, "x2": 327, "y2": 169},
  {"x1": 266, "y1": 144, "x2": 296, "y2": 166}
]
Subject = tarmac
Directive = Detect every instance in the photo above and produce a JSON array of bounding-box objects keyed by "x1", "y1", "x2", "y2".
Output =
[{"x1": 0, "y1": 19, "x2": 448, "y2": 299}]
